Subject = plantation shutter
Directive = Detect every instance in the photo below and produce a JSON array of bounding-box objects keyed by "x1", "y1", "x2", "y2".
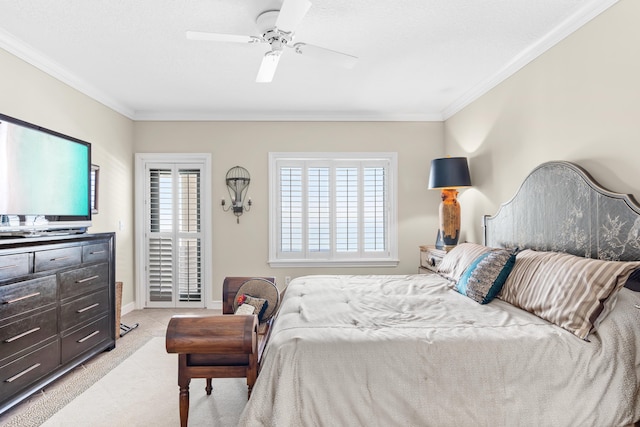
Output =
[
  {"x1": 335, "y1": 166, "x2": 358, "y2": 253},
  {"x1": 363, "y1": 166, "x2": 386, "y2": 252},
  {"x1": 146, "y1": 165, "x2": 203, "y2": 307},
  {"x1": 308, "y1": 167, "x2": 330, "y2": 253},
  {"x1": 279, "y1": 166, "x2": 303, "y2": 253},
  {"x1": 148, "y1": 169, "x2": 173, "y2": 302},
  {"x1": 274, "y1": 156, "x2": 392, "y2": 263},
  {"x1": 177, "y1": 169, "x2": 201, "y2": 302}
]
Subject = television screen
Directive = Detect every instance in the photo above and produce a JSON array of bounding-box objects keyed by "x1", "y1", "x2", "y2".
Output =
[{"x1": 0, "y1": 113, "x2": 91, "y2": 234}]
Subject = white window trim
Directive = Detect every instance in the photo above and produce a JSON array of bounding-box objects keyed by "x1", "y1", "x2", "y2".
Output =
[
  {"x1": 268, "y1": 152, "x2": 398, "y2": 268},
  {"x1": 134, "y1": 153, "x2": 212, "y2": 309}
]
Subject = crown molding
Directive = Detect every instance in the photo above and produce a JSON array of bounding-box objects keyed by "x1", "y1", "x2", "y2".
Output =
[
  {"x1": 131, "y1": 110, "x2": 444, "y2": 122},
  {"x1": 0, "y1": 27, "x2": 135, "y2": 119},
  {"x1": 441, "y1": 0, "x2": 620, "y2": 120}
]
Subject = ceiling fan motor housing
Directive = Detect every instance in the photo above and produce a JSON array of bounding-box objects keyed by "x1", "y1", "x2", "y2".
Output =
[
  {"x1": 257, "y1": 10, "x2": 292, "y2": 52},
  {"x1": 263, "y1": 29, "x2": 291, "y2": 52}
]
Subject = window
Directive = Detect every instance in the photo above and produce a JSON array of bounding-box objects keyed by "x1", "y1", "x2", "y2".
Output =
[{"x1": 269, "y1": 152, "x2": 398, "y2": 267}]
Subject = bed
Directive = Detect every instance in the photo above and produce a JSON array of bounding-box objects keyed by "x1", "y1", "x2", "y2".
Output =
[{"x1": 239, "y1": 161, "x2": 640, "y2": 427}]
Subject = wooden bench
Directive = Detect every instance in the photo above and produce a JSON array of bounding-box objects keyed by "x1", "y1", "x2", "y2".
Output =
[{"x1": 165, "y1": 277, "x2": 276, "y2": 427}]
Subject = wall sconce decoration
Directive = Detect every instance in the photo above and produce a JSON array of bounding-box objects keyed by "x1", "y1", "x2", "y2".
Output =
[
  {"x1": 428, "y1": 157, "x2": 472, "y2": 250},
  {"x1": 221, "y1": 166, "x2": 252, "y2": 223}
]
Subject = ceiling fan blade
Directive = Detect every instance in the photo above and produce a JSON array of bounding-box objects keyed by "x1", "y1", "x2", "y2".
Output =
[
  {"x1": 275, "y1": 0, "x2": 312, "y2": 33},
  {"x1": 256, "y1": 52, "x2": 282, "y2": 83},
  {"x1": 186, "y1": 30, "x2": 260, "y2": 44},
  {"x1": 293, "y1": 43, "x2": 358, "y2": 69}
]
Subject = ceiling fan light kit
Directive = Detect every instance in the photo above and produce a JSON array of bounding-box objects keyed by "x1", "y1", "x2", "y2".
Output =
[{"x1": 186, "y1": 0, "x2": 357, "y2": 83}]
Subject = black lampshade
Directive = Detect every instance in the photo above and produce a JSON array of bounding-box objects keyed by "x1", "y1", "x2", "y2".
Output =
[{"x1": 428, "y1": 157, "x2": 472, "y2": 189}]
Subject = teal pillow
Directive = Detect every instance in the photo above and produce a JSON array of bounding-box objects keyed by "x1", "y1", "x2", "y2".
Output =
[{"x1": 456, "y1": 249, "x2": 516, "y2": 304}]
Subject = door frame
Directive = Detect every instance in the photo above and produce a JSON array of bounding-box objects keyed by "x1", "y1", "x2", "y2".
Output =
[{"x1": 134, "y1": 153, "x2": 212, "y2": 309}]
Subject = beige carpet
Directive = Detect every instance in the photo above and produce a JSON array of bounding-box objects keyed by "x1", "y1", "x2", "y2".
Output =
[{"x1": 38, "y1": 337, "x2": 247, "y2": 427}]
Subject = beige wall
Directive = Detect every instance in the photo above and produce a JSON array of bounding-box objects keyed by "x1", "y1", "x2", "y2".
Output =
[
  {"x1": 134, "y1": 121, "x2": 443, "y2": 302},
  {"x1": 13, "y1": 0, "x2": 630, "y2": 305},
  {"x1": 0, "y1": 48, "x2": 136, "y2": 306},
  {"x1": 0, "y1": 44, "x2": 443, "y2": 309},
  {"x1": 3, "y1": 0, "x2": 636, "y2": 305},
  {"x1": 445, "y1": 0, "x2": 640, "y2": 245}
]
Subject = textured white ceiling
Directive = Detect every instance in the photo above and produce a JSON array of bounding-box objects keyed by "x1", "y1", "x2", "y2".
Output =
[{"x1": 0, "y1": 0, "x2": 619, "y2": 121}]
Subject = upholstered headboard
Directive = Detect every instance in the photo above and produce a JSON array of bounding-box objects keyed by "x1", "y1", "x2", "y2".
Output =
[{"x1": 483, "y1": 161, "x2": 640, "y2": 263}]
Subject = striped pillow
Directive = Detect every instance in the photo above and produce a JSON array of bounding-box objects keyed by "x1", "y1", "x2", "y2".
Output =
[
  {"x1": 437, "y1": 243, "x2": 494, "y2": 282},
  {"x1": 500, "y1": 249, "x2": 640, "y2": 340}
]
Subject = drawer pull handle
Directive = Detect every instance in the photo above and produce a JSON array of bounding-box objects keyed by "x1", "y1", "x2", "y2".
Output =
[
  {"x1": 5, "y1": 327, "x2": 41, "y2": 343},
  {"x1": 77, "y1": 303, "x2": 100, "y2": 313},
  {"x1": 2, "y1": 292, "x2": 41, "y2": 305},
  {"x1": 77, "y1": 330, "x2": 100, "y2": 343},
  {"x1": 89, "y1": 250, "x2": 106, "y2": 255},
  {"x1": 50, "y1": 256, "x2": 71, "y2": 262},
  {"x1": 0, "y1": 264, "x2": 18, "y2": 270},
  {"x1": 5, "y1": 363, "x2": 41, "y2": 383},
  {"x1": 76, "y1": 275, "x2": 100, "y2": 284}
]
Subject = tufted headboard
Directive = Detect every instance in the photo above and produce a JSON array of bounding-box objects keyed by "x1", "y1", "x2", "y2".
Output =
[{"x1": 483, "y1": 161, "x2": 640, "y2": 264}]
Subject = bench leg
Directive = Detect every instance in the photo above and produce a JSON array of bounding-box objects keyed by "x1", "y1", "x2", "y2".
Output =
[
  {"x1": 247, "y1": 351, "x2": 258, "y2": 398},
  {"x1": 179, "y1": 382, "x2": 190, "y2": 427},
  {"x1": 247, "y1": 374, "x2": 256, "y2": 398},
  {"x1": 178, "y1": 355, "x2": 190, "y2": 427},
  {"x1": 205, "y1": 378, "x2": 212, "y2": 395}
]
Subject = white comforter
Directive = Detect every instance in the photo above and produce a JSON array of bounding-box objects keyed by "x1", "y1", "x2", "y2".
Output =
[{"x1": 239, "y1": 274, "x2": 640, "y2": 427}]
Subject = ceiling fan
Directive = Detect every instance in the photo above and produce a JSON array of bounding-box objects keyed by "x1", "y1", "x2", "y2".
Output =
[{"x1": 186, "y1": 0, "x2": 358, "y2": 83}]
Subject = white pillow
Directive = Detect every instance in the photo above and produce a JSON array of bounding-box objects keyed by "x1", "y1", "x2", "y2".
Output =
[{"x1": 234, "y1": 303, "x2": 256, "y2": 315}]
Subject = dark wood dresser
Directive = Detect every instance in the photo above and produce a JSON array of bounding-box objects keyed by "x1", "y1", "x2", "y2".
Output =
[{"x1": 0, "y1": 233, "x2": 116, "y2": 413}]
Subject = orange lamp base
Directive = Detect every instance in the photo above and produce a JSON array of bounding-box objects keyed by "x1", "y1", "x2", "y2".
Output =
[{"x1": 436, "y1": 188, "x2": 461, "y2": 250}]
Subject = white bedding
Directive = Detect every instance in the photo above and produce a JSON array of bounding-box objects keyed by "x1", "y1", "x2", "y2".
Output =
[{"x1": 239, "y1": 274, "x2": 640, "y2": 427}]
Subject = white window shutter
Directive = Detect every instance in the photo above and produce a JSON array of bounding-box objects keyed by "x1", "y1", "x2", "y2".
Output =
[{"x1": 269, "y1": 153, "x2": 397, "y2": 267}]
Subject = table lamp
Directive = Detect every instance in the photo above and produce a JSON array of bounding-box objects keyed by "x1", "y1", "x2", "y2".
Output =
[{"x1": 428, "y1": 157, "x2": 472, "y2": 250}]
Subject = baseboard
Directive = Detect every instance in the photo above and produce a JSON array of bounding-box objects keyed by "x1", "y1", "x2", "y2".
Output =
[
  {"x1": 121, "y1": 301, "x2": 136, "y2": 316},
  {"x1": 120, "y1": 300, "x2": 221, "y2": 313}
]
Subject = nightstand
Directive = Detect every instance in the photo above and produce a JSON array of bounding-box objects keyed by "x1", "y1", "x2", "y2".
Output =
[{"x1": 419, "y1": 245, "x2": 448, "y2": 274}]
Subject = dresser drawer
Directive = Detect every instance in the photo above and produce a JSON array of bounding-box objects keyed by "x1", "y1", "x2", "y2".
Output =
[
  {"x1": 420, "y1": 249, "x2": 439, "y2": 270},
  {"x1": 0, "y1": 253, "x2": 31, "y2": 281},
  {"x1": 34, "y1": 246, "x2": 82, "y2": 273},
  {"x1": 0, "y1": 308, "x2": 57, "y2": 362},
  {"x1": 0, "y1": 339, "x2": 60, "y2": 403},
  {"x1": 0, "y1": 276, "x2": 57, "y2": 322},
  {"x1": 60, "y1": 289, "x2": 109, "y2": 332},
  {"x1": 59, "y1": 263, "x2": 109, "y2": 300},
  {"x1": 82, "y1": 242, "x2": 110, "y2": 264},
  {"x1": 61, "y1": 316, "x2": 109, "y2": 364}
]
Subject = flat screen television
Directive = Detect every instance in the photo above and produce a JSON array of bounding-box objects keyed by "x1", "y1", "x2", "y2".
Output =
[{"x1": 0, "y1": 112, "x2": 91, "y2": 236}]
